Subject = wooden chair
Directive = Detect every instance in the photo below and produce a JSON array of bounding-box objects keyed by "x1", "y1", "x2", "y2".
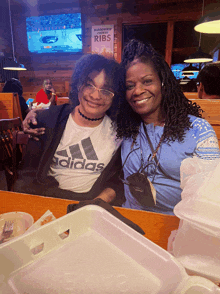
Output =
[
  {"x1": 57, "y1": 97, "x2": 70, "y2": 105},
  {"x1": 0, "y1": 93, "x2": 23, "y2": 120},
  {"x1": 190, "y1": 99, "x2": 220, "y2": 124},
  {"x1": 0, "y1": 118, "x2": 29, "y2": 191},
  {"x1": 12, "y1": 130, "x2": 29, "y2": 166},
  {"x1": 190, "y1": 99, "x2": 220, "y2": 148},
  {"x1": 184, "y1": 92, "x2": 199, "y2": 100},
  {"x1": 0, "y1": 118, "x2": 22, "y2": 190}
]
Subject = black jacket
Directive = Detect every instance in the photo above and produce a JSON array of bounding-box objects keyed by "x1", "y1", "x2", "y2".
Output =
[{"x1": 14, "y1": 104, "x2": 125, "y2": 206}]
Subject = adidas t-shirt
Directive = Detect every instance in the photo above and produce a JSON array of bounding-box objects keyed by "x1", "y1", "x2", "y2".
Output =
[{"x1": 48, "y1": 114, "x2": 121, "y2": 193}]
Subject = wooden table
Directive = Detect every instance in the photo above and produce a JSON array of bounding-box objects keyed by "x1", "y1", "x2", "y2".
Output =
[{"x1": 0, "y1": 190, "x2": 180, "y2": 250}]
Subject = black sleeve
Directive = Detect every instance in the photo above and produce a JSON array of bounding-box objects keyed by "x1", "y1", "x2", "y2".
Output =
[
  {"x1": 91, "y1": 146, "x2": 125, "y2": 206},
  {"x1": 19, "y1": 96, "x2": 28, "y2": 120}
]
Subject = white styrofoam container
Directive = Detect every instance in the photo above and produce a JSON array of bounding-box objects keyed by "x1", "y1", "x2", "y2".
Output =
[
  {"x1": 174, "y1": 198, "x2": 220, "y2": 237},
  {"x1": 0, "y1": 205, "x2": 220, "y2": 294},
  {"x1": 173, "y1": 198, "x2": 220, "y2": 283},
  {"x1": 172, "y1": 219, "x2": 220, "y2": 284}
]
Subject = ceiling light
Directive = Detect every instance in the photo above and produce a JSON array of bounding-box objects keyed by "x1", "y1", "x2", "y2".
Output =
[
  {"x1": 3, "y1": 57, "x2": 27, "y2": 70},
  {"x1": 184, "y1": 46, "x2": 213, "y2": 63},
  {"x1": 195, "y1": 10, "x2": 220, "y2": 34},
  {"x1": 184, "y1": 0, "x2": 213, "y2": 64},
  {"x1": 182, "y1": 64, "x2": 199, "y2": 73},
  {"x1": 182, "y1": 72, "x2": 194, "y2": 77},
  {"x1": 179, "y1": 77, "x2": 191, "y2": 84}
]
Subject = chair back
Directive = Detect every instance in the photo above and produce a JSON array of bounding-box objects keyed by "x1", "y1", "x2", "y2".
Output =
[
  {"x1": 184, "y1": 92, "x2": 199, "y2": 100},
  {"x1": 190, "y1": 99, "x2": 220, "y2": 148},
  {"x1": 190, "y1": 99, "x2": 220, "y2": 124},
  {"x1": 0, "y1": 117, "x2": 29, "y2": 191},
  {"x1": 0, "y1": 93, "x2": 23, "y2": 120},
  {"x1": 57, "y1": 97, "x2": 70, "y2": 105},
  {"x1": 12, "y1": 130, "x2": 29, "y2": 165}
]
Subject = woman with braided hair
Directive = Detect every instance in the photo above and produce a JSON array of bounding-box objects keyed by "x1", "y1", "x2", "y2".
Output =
[{"x1": 115, "y1": 39, "x2": 220, "y2": 214}]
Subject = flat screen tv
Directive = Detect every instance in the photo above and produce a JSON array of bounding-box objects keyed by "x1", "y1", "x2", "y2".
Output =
[
  {"x1": 26, "y1": 13, "x2": 82, "y2": 54},
  {"x1": 171, "y1": 63, "x2": 199, "y2": 80}
]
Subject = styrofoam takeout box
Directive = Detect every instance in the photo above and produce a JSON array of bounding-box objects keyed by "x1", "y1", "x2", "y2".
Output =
[
  {"x1": 0, "y1": 211, "x2": 34, "y2": 242},
  {"x1": 172, "y1": 199, "x2": 220, "y2": 284},
  {"x1": 0, "y1": 205, "x2": 220, "y2": 294}
]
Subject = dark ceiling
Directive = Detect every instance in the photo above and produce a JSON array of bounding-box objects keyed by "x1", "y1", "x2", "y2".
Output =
[
  {"x1": 3, "y1": 0, "x2": 220, "y2": 63},
  {"x1": 7, "y1": 0, "x2": 206, "y2": 15},
  {"x1": 7, "y1": 0, "x2": 220, "y2": 17}
]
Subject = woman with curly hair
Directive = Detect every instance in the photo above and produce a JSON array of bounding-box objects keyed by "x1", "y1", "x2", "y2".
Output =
[{"x1": 115, "y1": 39, "x2": 220, "y2": 214}]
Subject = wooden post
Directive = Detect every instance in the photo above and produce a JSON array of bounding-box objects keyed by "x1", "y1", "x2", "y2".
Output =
[{"x1": 165, "y1": 21, "x2": 174, "y2": 67}]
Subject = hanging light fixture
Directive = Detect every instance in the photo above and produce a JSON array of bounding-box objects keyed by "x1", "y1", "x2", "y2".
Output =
[
  {"x1": 179, "y1": 76, "x2": 191, "y2": 85},
  {"x1": 184, "y1": 46, "x2": 213, "y2": 63},
  {"x1": 182, "y1": 72, "x2": 194, "y2": 77},
  {"x1": 3, "y1": 0, "x2": 27, "y2": 71},
  {"x1": 182, "y1": 64, "x2": 199, "y2": 74},
  {"x1": 195, "y1": 10, "x2": 220, "y2": 34},
  {"x1": 184, "y1": 35, "x2": 213, "y2": 63},
  {"x1": 184, "y1": 0, "x2": 213, "y2": 63}
]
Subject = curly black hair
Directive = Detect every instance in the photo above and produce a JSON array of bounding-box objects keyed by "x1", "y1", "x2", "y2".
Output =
[
  {"x1": 69, "y1": 53, "x2": 124, "y2": 120},
  {"x1": 114, "y1": 39, "x2": 202, "y2": 143}
]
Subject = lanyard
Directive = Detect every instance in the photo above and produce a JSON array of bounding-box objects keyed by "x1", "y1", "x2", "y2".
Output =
[{"x1": 142, "y1": 123, "x2": 180, "y2": 182}]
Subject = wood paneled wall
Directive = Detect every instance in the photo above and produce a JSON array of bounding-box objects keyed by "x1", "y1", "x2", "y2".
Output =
[{"x1": 5, "y1": 0, "x2": 220, "y2": 95}]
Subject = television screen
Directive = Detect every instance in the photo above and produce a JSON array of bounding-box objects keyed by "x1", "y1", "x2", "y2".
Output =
[
  {"x1": 171, "y1": 63, "x2": 199, "y2": 80},
  {"x1": 212, "y1": 49, "x2": 219, "y2": 62},
  {"x1": 26, "y1": 13, "x2": 82, "y2": 54}
]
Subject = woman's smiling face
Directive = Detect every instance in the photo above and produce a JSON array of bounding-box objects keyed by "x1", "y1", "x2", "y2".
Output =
[{"x1": 125, "y1": 59, "x2": 163, "y2": 124}]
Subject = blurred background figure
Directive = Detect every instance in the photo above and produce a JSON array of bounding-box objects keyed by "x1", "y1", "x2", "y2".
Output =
[
  {"x1": 180, "y1": 79, "x2": 197, "y2": 93},
  {"x1": 36, "y1": 79, "x2": 57, "y2": 105},
  {"x1": 2, "y1": 78, "x2": 29, "y2": 120},
  {"x1": 197, "y1": 64, "x2": 220, "y2": 99}
]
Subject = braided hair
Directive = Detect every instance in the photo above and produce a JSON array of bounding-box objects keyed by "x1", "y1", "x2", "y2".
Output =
[{"x1": 114, "y1": 39, "x2": 202, "y2": 143}]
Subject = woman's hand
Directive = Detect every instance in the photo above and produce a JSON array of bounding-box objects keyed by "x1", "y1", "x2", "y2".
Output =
[{"x1": 22, "y1": 109, "x2": 45, "y2": 140}]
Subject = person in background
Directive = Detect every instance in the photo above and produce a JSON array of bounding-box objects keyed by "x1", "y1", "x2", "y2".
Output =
[
  {"x1": 36, "y1": 79, "x2": 57, "y2": 105},
  {"x1": 197, "y1": 64, "x2": 220, "y2": 99},
  {"x1": 114, "y1": 39, "x2": 220, "y2": 215},
  {"x1": 2, "y1": 78, "x2": 29, "y2": 120},
  {"x1": 14, "y1": 54, "x2": 124, "y2": 206}
]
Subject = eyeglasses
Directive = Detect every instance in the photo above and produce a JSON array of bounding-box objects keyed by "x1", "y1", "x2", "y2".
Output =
[{"x1": 83, "y1": 83, "x2": 114, "y2": 100}]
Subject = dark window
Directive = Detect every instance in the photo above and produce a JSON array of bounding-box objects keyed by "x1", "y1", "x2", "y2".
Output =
[
  {"x1": 123, "y1": 23, "x2": 167, "y2": 57},
  {"x1": 173, "y1": 20, "x2": 199, "y2": 48}
]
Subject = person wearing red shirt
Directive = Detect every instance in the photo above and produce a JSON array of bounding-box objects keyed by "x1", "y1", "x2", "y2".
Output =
[{"x1": 36, "y1": 79, "x2": 57, "y2": 105}]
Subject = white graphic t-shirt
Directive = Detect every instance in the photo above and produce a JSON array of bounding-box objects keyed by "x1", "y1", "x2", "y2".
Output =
[{"x1": 48, "y1": 114, "x2": 121, "y2": 193}]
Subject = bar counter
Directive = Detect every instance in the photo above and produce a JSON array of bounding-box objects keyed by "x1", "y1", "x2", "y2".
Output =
[{"x1": 0, "y1": 190, "x2": 180, "y2": 250}]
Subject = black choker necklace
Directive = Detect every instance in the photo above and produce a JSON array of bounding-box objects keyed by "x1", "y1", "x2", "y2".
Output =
[{"x1": 78, "y1": 109, "x2": 104, "y2": 121}]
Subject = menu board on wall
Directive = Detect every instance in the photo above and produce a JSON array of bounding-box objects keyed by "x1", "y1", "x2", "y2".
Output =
[{"x1": 91, "y1": 25, "x2": 114, "y2": 58}]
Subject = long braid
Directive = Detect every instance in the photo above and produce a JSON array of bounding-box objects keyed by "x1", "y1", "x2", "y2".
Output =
[{"x1": 115, "y1": 39, "x2": 202, "y2": 143}]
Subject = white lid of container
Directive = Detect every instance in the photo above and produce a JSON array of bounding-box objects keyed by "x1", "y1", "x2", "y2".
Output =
[
  {"x1": 174, "y1": 198, "x2": 220, "y2": 236},
  {"x1": 0, "y1": 205, "x2": 219, "y2": 293}
]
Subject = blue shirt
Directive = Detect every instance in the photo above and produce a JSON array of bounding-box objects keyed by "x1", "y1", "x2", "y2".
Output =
[{"x1": 121, "y1": 116, "x2": 220, "y2": 214}]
